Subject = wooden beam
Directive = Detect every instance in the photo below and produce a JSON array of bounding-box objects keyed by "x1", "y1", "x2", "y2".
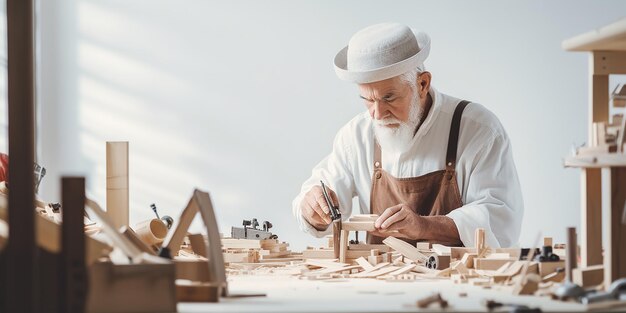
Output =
[
  {"x1": 106, "y1": 141, "x2": 129, "y2": 229},
  {"x1": 591, "y1": 51, "x2": 626, "y2": 75},
  {"x1": 5, "y1": 0, "x2": 37, "y2": 311},
  {"x1": 382, "y1": 236, "x2": 427, "y2": 262},
  {"x1": 580, "y1": 169, "x2": 603, "y2": 266},
  {"x1": 61, "y1": 177, "x2": 87, "y2": 313}
]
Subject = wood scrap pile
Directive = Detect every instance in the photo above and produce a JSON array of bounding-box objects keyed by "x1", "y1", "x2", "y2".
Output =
[{"x1": 221, "y1": 238, "x2": 297, "y2": 264}]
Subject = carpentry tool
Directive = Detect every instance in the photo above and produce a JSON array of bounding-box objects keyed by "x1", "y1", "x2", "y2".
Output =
[
  {"x1": 581, "y1": 278, "x2": 626, "y2": 304},
  {"x1": 321, "y1": 180, "x2": 343, "y2": 259},
  {"x1": 534, "y1": 246, "x2": 560, "y2": 262},
  {"x1": 231, "y1": 218, "x2": 277, "y2": 240},
  {"x1": 33, "y1": 162, "x2": 46, "y2": 194},
  {"x1": 150, "y1": 203, "x2": 174, "y2": 229}
]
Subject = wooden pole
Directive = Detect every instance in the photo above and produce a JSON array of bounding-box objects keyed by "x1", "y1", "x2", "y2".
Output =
[
  {"x1": 4, "y1": 0, "x2": 37, "y2": 312},
  {"x1": 61, "y1": 177, "x2": 87, "y2": 313},
  {"x1": 106, "y1": 141, "x2": 129, "y2": 229},
  {"x1": 566, "y1": 227, "x2": 578, "y2": 283}
]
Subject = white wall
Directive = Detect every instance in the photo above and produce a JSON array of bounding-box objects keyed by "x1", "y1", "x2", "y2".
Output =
[{"x1": 35, "y1": 0, "x2": 626, "y2": 250}]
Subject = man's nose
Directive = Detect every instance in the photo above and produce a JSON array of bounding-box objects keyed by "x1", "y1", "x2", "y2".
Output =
[{"x1": 372, "y1": 101, "x2": 388, "y2": 120}]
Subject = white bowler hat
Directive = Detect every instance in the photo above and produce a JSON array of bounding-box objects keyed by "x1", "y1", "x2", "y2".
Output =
[{"x1": 334, "y1": 23, "x2": 431, "y2": 84}]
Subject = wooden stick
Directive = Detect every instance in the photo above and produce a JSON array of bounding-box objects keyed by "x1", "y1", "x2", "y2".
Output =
[
  {"x1": 475, "y1": 228, "x2": 485, "y2": 255},
  {"x1": 106, "y1": 141, "x2": 129, "y2": 229},
  {"x1": 566, "y1": 227, "x2": 578, "y2": 282}
]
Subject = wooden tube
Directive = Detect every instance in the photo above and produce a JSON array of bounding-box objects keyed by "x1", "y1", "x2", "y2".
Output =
[{"x1": 134, "y1": 219, "x2": 168, "y2": 247}]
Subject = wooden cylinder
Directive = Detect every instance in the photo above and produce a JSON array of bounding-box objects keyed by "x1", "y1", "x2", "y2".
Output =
[
  {"x1": 134, "y1": 219, "x2": 168, "y2": 247},
  {"x1": 566, "y1": 227, "x2": 578, "y2": 283},
  {"x1": 106, "y1": 141, "x2": 129, "y2": 229}
]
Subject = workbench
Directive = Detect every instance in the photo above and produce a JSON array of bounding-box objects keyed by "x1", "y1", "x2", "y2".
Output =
[{"x1": 178, "y1": 274, "x2": 599, "y2": 312}]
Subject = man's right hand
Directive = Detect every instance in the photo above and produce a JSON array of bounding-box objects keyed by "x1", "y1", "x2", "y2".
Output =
[{"x1": 300, "y1": 185, "x2": 339, "y2": 231}]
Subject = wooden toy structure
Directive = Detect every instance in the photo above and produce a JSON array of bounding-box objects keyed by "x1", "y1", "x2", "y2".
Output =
[{"x1": 562, "y1": 18, "x2": 626, "y2": 289}]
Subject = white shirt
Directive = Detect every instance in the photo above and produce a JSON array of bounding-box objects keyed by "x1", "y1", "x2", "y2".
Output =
[{"x1": 292, "y1": 88, "x2": 524, "y2": 248}]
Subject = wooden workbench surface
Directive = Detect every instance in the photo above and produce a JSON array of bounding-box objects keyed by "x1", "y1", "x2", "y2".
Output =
[{"x1": 178, "y1": 274, "x2": 594, "y2": 312}]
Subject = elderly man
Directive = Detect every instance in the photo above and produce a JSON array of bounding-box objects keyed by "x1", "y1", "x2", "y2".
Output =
[{"x1": 292, "y1": 23, "x2": 523, "y2": 248}]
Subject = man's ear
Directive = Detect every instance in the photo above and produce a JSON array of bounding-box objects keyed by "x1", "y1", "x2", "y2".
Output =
[{"x1": 417, "y1": 71, "x2": 432, "y2": 98}]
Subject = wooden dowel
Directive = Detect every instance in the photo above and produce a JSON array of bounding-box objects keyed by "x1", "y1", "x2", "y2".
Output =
[{"x1": 106, "y1": 141, "x2": 129, "y2": 229}]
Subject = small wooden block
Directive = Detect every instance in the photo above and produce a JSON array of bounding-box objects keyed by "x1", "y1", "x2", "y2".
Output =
[
  {"x1": 538, "y1": 261, "x2": 565, "y2": 277},
  {"x1": 176, "y1": 281, "x2": 220, "y2": 302},
  {"x1": 573, "y1": 265, "x2": 604, "y2": 288},
  {"x1": 415, "y1": 242, "x2": 431, "y2": 250},
  {"x1": 543, "y1": 237, "x2": 553, "y2": 247},
  {"x1": 474, "y1": 258, "x2": 517, "y2": 271}
]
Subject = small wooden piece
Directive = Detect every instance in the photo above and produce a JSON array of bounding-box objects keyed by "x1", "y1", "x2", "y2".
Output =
[
  {"x1": 339, "y1": 230, "x2": 348, "y2": 263},
  {"x1": 382, "y1": 237, "x2": 427, "y2": 263},
  {"x1": 573, "y1": 264, "x2": 604, "y2": 287},
  {"x1": 106, "y1": 141, "x2": 129, "y2": 229},
  {"x1": 176, "y1": 281, "x2": 219, "y2": 302},
  {"x1": 475, "y1": 228, "x2": 485, "y2": 255},
  {"x1": 188, "y1": 233, "x2": 207, "y2": 257},
  {"x1": 332, "y1": 220, "x2": 341, "y2": 258},
  {"x1": 544, "y1": 237, "x2": 553, "y2": 247}
]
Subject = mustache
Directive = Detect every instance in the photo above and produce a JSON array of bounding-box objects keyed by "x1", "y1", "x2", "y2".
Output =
[{"x1": 375, "y1": 118, "x2": 403, "y2": 126}]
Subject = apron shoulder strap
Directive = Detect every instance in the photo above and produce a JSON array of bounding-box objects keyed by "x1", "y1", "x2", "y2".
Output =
[{"x1": 445, "y1": 100, "x2": 471, "y2": 170}]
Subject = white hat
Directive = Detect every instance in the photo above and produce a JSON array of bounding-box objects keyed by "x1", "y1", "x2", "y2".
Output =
[{"x1": 334, "y1": 23, "x2": 431, "y2": 84}]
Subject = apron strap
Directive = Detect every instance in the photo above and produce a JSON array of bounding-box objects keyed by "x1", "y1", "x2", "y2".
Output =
[{"x1": 445, "y1": 100, "x2": 471, "y2": 170}]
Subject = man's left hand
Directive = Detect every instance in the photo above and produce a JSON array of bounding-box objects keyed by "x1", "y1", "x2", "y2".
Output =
[{"x1": 371, "y1": 203, "x2": 422, "y2": 240}]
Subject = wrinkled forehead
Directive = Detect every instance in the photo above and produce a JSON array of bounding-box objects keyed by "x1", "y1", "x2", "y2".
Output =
[{"x1": 358, "y1": 76, "x2": 410, "y2": 97}]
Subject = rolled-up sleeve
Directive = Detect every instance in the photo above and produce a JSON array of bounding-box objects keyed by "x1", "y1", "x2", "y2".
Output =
[
  {"x1": 292, "y1": 126, "x2": 356, "y2": 238},
  {"x1": 447, "y1": 132, "x2": 524, "y2": 248}
]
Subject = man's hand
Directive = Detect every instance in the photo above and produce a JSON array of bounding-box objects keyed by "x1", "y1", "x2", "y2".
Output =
[
  {"x1": 371, "y1": 203, "x2": 422, "y2": 239},
  {"x1": 300, "y1": 185, "x2": 339, "y2": 231}
]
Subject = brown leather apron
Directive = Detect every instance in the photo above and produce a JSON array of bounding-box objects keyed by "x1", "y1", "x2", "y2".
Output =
[{"x1": 368, "y1": 100, "x2": 470, "y2": 245}]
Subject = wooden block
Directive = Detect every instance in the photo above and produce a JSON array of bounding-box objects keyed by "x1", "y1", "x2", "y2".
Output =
[
  {"x1": 332, "y1": 220, "x2": 341, "y2": 258},
  {"x1": 176, "y1": 281, "x2": 220, "y2": 303},
  {"x1": 106, "y1": 141, "x2": 129, "y2": 229},
  {"x1": 347, "y1": 244, "x2": 392, "y2": 252},
  {"x1": 339, "y1": 230, "x2": 348, "y2": 263},
  {"x1": 367, "y1": 255, "x2": 383, "y2": 266},
  {"x1": 431, "y1": 244, "x2": 451, "y2": 256},
  {"x1": 513, "y1": 273, "x2": 540, "y2": 295},
  {"x1": 175, "y1": 259, "x2": 210, "y2": 281},
  {"x1": 383, "y1": 237, "x2": 427, "y2": 263},
  {"x1": 355, "y1": 257, "x2": 374, "y2": 271},
  {"x1": 538, "y1": 261, "x2": 565, "y2": 277},
  {"x1": 342, "y1": 221, "x2": 375, "y2": 231},
  {"x1": 565, "y1": 227, "x2": 577, "y2": 282},
  {"x1": 474, "y1": 258, "x2": 517, "y2": 271},
  {"x1": 573, "y1": 265, "x2": 604, "y2": 287},
  {"x1": 348, "y1": 214, "x2": 378, "y2": 222},
  {"x1": 543, "y1": 237, "x2": 553, "y2": 247},
  {"x1": 87, "y1": 261, "x2": 176, "y2": 312},
  {"x1": 450, "y1": 247, "x2": 475, "y2": 260},
  {"x1": 475, "y1": 228, "x2": 485, "y2": 255},
  {"x1": 542, "y1": 270, "x2": 565, "y2": 283},
  {"x1": 433, "y1": 254, "x2": 451, "y2": 269},
  {"x1": 415, "y1": 242, "x2": 431, "y2": 250},
  {"x1": 302, "y1": 249, "x2": 335, "y2": 259}
]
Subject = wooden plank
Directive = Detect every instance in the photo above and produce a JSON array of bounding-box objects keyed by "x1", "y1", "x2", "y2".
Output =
[
  {"x1": 339, "y1": 230, "x2": 348, "y2": 263},
  {"x1": 193, "y1": 190, "x2": 229, "y2": 296},
  {"x1": 475, "y1": 228, "x2": 485, "y2": 254},
  {"x1": 106, "y1": 141, "x2": 129, "y2": 229},
  {"x1": 581, "y1": 168, "x2": 603, "y2": 267},
  {"x1": 302, "y1": 249, "x2": 335, "y2": 259},
  {"x1": 355, "y1": 257, "x2": 374, "y2": 271},
  {"x1": 5, "y1": 0, "x2": 37, "y2": 310},
  {"x1": 604, "y1": 167, "x2": 626, "y2": 290},
  {"x1": 383, "y1": 236, "x2": 427, "y2": 262},
  {"x1": 351, "y1": 265, "x2": 399, "y2": 278},
  {"x1": 61, "y1": 177, "x2": 87, "y2": 313},
  {"x1": 342, "y1": 221, "x2": 375, "y2": 231},
  {"x1": 562, "y1": 18, "x2": 626, "y2": 51},
  {"x1": 474, "y1": 258, "x2": 517, "y2": 271},
  {"x1": 348, "y1": 244, "x2": 392, "y2": 252}
]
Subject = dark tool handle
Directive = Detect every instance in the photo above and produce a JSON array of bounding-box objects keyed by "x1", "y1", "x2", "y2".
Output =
[{"x1": 320, "y1": 180, "x2": 341, "y2": 220}]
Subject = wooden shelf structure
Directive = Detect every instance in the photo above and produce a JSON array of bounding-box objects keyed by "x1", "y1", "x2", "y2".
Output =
[{"x1": 562, "y1": 18, "x2": 626, "y2": 290}]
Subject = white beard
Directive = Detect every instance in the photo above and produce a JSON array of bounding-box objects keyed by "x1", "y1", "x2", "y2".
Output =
[{"x1": 373, "y1": 93, "x2": 425, "y2": 155}]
